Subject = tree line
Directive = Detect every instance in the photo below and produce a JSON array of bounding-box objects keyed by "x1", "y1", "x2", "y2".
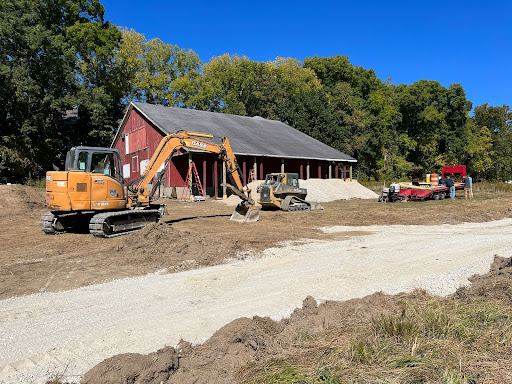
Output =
[{"x1": 1, "y1": 0, "x2": 511, "y2": 182}]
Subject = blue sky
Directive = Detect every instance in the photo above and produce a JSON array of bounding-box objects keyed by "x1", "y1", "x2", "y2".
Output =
[{"x1": 103, "y1": 0, "x2": 511, "y2": 110}]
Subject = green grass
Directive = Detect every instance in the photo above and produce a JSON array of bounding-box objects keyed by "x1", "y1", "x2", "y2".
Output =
[{"x1": 25, "y1": 178, "x2": 46, "y2": 188}]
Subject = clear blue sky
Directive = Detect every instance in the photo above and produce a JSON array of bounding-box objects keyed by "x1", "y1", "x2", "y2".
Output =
[{"x1": 103, "y1": 0, "x2": 511, "y2": 110}]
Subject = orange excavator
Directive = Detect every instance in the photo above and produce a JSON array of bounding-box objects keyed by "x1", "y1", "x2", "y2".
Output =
[{"x1": 41, "y1": 131, "x2": 260, "y2": 237}]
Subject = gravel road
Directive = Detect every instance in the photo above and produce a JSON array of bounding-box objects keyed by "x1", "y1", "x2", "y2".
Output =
[{"x1": 2, "y1": 219, "x2": 512, "y2": 383}]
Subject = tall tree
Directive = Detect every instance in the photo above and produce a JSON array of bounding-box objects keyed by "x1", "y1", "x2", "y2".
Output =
[
  {"x1": 117, "y1": 28, "x2": 201, "y2": 104},
  {"x1": 0, "y1": 0, "x2": 123, "y2": 180},
  {"x1": 473, "y1": 104, "x2": 512, "y2": 180}
]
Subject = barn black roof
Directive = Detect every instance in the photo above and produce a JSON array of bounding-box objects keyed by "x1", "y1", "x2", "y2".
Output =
[{"x1": 114, "y1": 102, "x2": 356, "y2": 163}]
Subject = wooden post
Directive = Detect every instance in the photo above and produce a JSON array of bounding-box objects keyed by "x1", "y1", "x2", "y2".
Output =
[
  {"x1": 260, "y1": 163, "x2": 263, "y2": 180},
  {"x1": 343, "y1": 165, "x2": 347, "y2": 181},
  {"x1": 222, "y1": 162, "x2": 227, "y2": 198},
  {"x1": 318, "y1": 164, "x2": 322, "y2": 179},
  {"x1": 214, "y1": 160, "x2": 218, "y2": 198},
  {"x1": 243, "y1": 160, "x2": 246, "y2": 184},
  {"x1": 253, "y1": 157, "x2": 257, "y2": 180},
  {"x1": 306, "y1": 161, "x2": 310, "y2": 179},
  {"x1": 281, "y1": 159, "x2": 285, "y2": 173},
  {"x1": 335, "y1": 165, "x2": 339, "y2": 179},
  {"x1": 300, "y1": 164, "x2": 304, "y2": 179},
  {"x1": 349, "y1": 165, "x2": 353, "y2": 181},
  {"x1": 329, "y1": 163, "x2": 332, "y2": 179}
]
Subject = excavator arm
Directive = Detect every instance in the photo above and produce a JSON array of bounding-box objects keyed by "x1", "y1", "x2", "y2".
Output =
[{"x1": 127, "y1": 131, "x2": 260, "y2": 222}]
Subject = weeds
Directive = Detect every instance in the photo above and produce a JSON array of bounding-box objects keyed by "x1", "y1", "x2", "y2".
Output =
[
  {"x1": 25, "y1": 177, "x2": 46, "y2": 188},
  {"x1": 243, "y1": 299, "x2": 512, "y2": 384}
]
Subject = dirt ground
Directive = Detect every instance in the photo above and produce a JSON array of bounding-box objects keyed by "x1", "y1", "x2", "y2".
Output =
[{"x1": 2, "y1": 184, "x2": 512, "y2": 299}]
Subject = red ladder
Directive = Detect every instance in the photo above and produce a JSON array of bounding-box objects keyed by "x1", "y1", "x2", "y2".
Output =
[
  {"x1": 181, "y1": 162, "x2": 205, "y2": 200},
  {"x1": 247, "y1": 169, "x2": 256, "y2": 183}
]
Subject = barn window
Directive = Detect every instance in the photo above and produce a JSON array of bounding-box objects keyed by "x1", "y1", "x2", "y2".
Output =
[{"x1": 132, "y1": 155, "x2": 139, "y2": 173}]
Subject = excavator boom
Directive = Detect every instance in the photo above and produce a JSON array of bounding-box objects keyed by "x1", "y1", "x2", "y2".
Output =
[{"x1": 127, "y1": 131, "x2": 260, "y2": 222}]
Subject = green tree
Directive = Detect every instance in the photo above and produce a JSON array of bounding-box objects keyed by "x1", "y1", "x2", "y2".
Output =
[
  {"x1": 118, "y1": 28, "x2": 201, "y2": 104},
  {"x1": 395, "y1": 80, "x2": 472, "y2": 176},
  {"x1": 0, "y1": 0, "x2": 123, "y2": 180},
  {"x1": 473, "y1": 104, "x2": 512, "y2": 180}
]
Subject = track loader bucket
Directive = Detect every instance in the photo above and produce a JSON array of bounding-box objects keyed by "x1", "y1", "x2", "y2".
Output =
[
  {"x1": 309, "y1": 202, "x2": 324, "y2": 211},
  {"x1": 230, "y1": 202, "x2": 261, "y2": 223}
]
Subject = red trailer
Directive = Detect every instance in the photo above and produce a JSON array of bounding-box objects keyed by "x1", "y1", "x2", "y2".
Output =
[
  {"x1": 378, "y1": 165, "x2": 467, "y2": 202},
  {"x1": 397, "y1": 182, "x2": 464, "y2": 201}
]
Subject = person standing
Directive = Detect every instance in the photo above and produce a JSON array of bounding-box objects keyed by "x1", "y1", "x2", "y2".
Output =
[
  {"x1": 469, "y1": 174, "x2": 473, "y2": 199},
  {"x1": 445, "y1": 175, "x2": 455, "y2": 199},
  {"x1": 464, "y1": 174, "x2": 471, "y2": 200}
]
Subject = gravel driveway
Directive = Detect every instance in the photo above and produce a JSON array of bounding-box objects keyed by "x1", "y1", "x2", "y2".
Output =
[{"x1": 1, "y1": 219, "x2": 512, "y2": 384}]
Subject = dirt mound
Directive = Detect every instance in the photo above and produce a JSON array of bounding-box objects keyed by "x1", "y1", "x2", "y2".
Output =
[
  {"x1": 113, "y1": 222, "x2": 242, "y2": 270},
  {"x1": 81, "y1": 255, "x2": 512, "y2": 384},
  {"x1": 0, "y1": 184, "x2": 46, "y2": 217},
  {"x1": 454, "y1": 255, "x2": 512, "y2": 305},
  {"x1": 81, "y1": 347, "x2": 179, "y2": 384}
]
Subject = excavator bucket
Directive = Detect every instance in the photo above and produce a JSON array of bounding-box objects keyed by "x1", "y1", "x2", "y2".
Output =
[{"x1": 230, "y1": 202, "x2": 261, "y2": 223}]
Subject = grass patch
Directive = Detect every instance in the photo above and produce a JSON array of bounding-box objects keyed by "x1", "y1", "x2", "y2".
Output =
[
  {"x1": 243, "y1": 299, "x2": 512, "y2": 384},
  {"x1": 25, "y1": 177, "x2": 46, "y2": 188},
  {"x1": 473, "y1": 182, "x2": 512, "y2": 193}
]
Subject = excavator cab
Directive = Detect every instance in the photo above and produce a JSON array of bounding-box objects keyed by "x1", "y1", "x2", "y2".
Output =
[
  {"x1": 45, "y1": 146, "x2": 126, "y2": 212},
  {"x1": 66, "y1": 147, "x2": 122, "y2": 179}
]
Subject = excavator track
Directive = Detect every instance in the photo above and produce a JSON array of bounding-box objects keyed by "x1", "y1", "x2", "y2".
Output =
[
  {"x1": 40, "y1": 211, "x2": 64, "y2": 235},
  {"x1": 89, "y1": 209, "x2": 162, "y2": 238}
]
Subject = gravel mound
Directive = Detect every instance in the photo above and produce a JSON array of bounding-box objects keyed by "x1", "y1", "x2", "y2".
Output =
[
  {"x1": 223, "y1": 179, "x2": 377, "y2": 206},
  {"x1": 300, "y1": 179, "x2": 378, "y2": 202}
]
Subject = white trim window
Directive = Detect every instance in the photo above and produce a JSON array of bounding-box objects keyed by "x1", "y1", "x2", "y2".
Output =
[{"x1": 132, "y1": 155, "x2": 139, "y2": 173}]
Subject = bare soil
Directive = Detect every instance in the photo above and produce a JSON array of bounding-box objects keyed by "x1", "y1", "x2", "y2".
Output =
[{"x1": 2, "y1": 184, "x2": 512, "y2": 299}]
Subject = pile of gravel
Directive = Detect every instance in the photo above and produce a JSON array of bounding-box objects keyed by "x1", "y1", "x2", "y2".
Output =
[
  {"x1": 301, "y1": 179, "x2": 378, "y2": 202},
  {"x1": 222, "y1": 179, "x2": 377, "y2": 206}
]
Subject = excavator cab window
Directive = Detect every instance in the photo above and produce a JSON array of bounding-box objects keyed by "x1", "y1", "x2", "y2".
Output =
[
  {"x1": 91, "y1": 152, "x2": 121, "y2": 180},
  {"x1": 78, "y1": 152, "x2": 88, "y2": 170}
]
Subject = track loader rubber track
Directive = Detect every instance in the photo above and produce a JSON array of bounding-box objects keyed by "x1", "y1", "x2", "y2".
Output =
[
  {"x1": 281, "y1": 196, "x2": 311, "y2": 211},
  {"x1": 280, "y1": 196, "x2": 324, "y2": 212},
  {"x1": 89, "y1": 209, "x2": 161, "y2": 238}
]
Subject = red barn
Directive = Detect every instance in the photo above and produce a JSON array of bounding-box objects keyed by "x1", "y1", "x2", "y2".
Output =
[{"x1": 111, "y1": 102, "x2": 357, "y2": 198}]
